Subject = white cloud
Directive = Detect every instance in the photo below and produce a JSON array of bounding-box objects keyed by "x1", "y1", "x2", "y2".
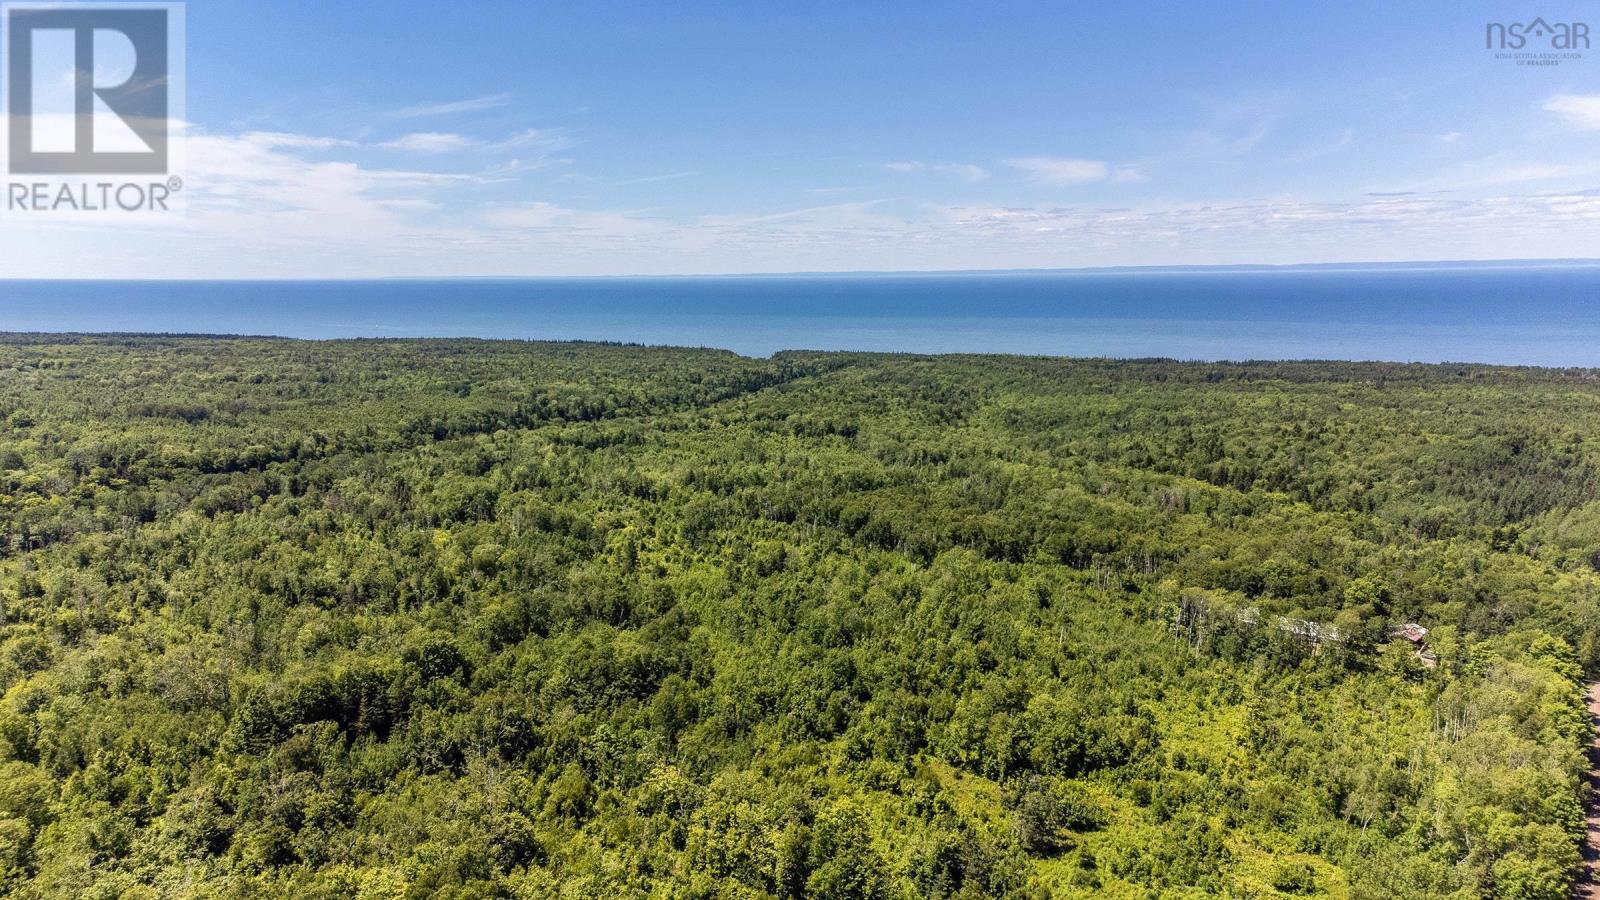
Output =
[
  {"x1": 390, "y1": 92, "x2": 514, "y2": 119},
  {"x1": 1439, "y1": 131, "x2": 1462, "y2": 144},
  {"x1": 380, "y1": 128, "x2": 571, "y2": 157},
  {"x1": 178, "y1": 130, "x2": 479, "y2": 240},
  {"x1": 1544, "y1": 94, "x2": 1600, "y2": 130},
  {"x1": 239, "y1": 131, "x2": 358, "y2": 150},
  {"x1": 381, "y1": 132, "x2": 476, "y2": 153},
  {"x1": 1005, "y1": 157, "x2": 1139, "y2": 185},
  {"x1": 7, "y1": 126, "x2": 1600, "y2": 278},
  {"x1": 697, "y1": 200, "x2": 900, "y2": 231},
  {"x1": 612, "y1": 171, "x2": 699, "y2": 185},
  {"x1": 9, "y1": 128, "x2": 486, "y2": 252},
  {"x1": 489, "y1": 128, "x2": 571, "y2": 152},
  {"x1": 886, "y1": 161, "x2": 989, "y2": 182}
]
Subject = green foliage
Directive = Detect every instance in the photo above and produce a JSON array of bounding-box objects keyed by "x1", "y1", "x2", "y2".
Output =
[{"x1": 0, "y1": 336, "x2": 1595, "y2": 897}]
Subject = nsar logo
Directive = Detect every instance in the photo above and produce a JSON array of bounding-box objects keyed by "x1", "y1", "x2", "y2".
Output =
[
  {"x1": 1485, "y1": 18, "x2": 1589, "y2": 67},
  {"x1": 1486, "y1": 18, "x2": 1590, "y2": 49}
]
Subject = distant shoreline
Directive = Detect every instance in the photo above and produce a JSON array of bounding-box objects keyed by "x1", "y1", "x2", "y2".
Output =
[
  {"x1": 7, "y1": 332, "x2": 1600, "y2": 374},
  {"x1": 4, "y1": 257, "x2": 1600, "y2": 283}
]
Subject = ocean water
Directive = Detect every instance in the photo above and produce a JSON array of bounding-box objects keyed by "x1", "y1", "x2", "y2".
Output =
[{"x1": 3, "y1": 265, "x2": 1600, "y2": 366}]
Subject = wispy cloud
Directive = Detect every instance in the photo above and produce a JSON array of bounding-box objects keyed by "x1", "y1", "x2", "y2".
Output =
[
  {"x1": 1171, "y1": 122, "x2": 1270, "y2": 162},
  {"x1": 491, "y1": 128, "x2": 569, "y2": 152},
  {"x1": 239, "y1": 132, "x2": 358, "y2": 151},
  {"x1": 886, "y1": 161, "x2": 989, "y2": 182},
  {"x1": 382, "y1": 132, "x2": 476, "y2": 153},
  {"x1": 1153, "y1": 90, "x2": 1284, "y2": 165},
  {"x1": 1544, "y1": 94, "x2": 1600, "y2": 130},
  {"x1": 612, "y1": 171, "x2": 699, "y2": 185},
  {"x1": 389, "y1": 92, "x2": 515, "y2": 120},
  {"x1": 1005, "y1": 157, "x2": 1140, "y2": 185},
  {"x1": 380, "y1": 127, "x2": 571, "y2": 156},
  {"x1": 696, "y1": 200, "x2": 900, "y2": 232}
]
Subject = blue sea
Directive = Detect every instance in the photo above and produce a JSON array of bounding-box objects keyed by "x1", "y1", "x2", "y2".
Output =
[{"x1": 3, "y1": 264, "x2": 1600, "y2": 366}]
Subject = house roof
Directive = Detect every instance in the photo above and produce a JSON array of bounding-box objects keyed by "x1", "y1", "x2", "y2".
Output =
[{"x1": 1391, "y1": 623, "x2": 1428, "y2": 644}]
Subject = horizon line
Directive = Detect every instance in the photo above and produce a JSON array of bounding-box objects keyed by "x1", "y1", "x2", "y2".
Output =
[{"x1": 4, "y1": 257, "x2": 1600, "y2": 282}]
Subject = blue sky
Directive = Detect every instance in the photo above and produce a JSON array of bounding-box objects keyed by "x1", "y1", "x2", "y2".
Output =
[{"x1": 6, "y1": 0, "x2": 1600, "y2": 276}]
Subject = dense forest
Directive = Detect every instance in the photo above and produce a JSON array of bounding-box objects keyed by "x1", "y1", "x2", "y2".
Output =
[{"x1": 1, "y1": 335, "x2": 1598, "y2": 899}]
